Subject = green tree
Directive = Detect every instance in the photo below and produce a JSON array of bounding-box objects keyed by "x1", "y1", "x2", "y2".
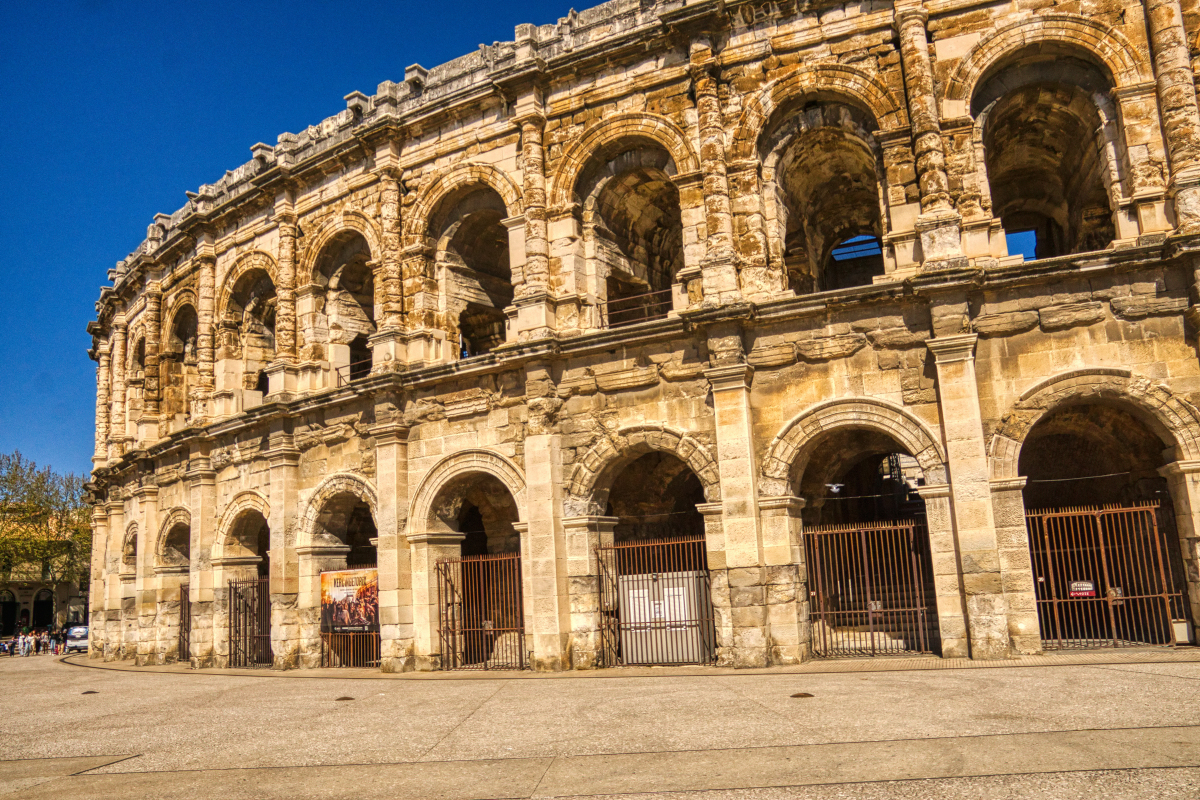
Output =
[{"x1": 0, "y1": 452, "x2": 92, "y2": 592}]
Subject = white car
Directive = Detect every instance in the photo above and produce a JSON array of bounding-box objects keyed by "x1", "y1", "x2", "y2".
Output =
[{"x1": 64, "y1": 626, "x2": 88, "y2": 654}]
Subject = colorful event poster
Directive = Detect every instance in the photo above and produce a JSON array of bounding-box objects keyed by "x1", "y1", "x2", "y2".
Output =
[{"x1": 320, "y1": 569, "x2": 379, "y2": 633}]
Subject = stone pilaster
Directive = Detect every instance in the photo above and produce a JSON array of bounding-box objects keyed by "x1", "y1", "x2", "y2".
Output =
[
  {"x1": 266, "y1": 430, "x2": 300, "y2": 668},
  {"x1": 562, "y1": 515, "x2": 617, "y2": 669},
  {"x1": 1159, "y1": 460, "x2": 1200, "y2": 642},
  {"x1": 513, "y1": 110, "x2": 556, "y2": 340},
  {"x1": 917, "y1": 483, "x2": 971, "y2": 658},
  {"x1": 196, "y1": 236, "x2": 217, "y2": 401},
  {"x1": 143, "y1": 287, "x2": 161, "y2": 421},
  {"x1": 274, "y1": 208, "x2": 299, "y2": 362},
  {"x1": 522, "y1": 429, "x2": 571, "y2": 671},
  {"x1": 894, "y1": 2, "x2": 963, "y2": 263},
  {"x1": 371, "y1": 421, "x2": 414, "y2": 672},
  {"x1": 1144, "y1": 0, "x2": 1200, "y2": 232},
  {"x1": 88, "y1": 503, "x2": 109, "y2": 658},
  {"x1": 927, "y1": 334, "x2": 1009, "y2": 659},
  {"x1": 93, "y1": 341, "x2": 111, "y2": 468},
  {"x1": 757, "y1": 496, "x2": 807, "y2": 664},
  {"x1": 377, "y1": 171, "x2": 405, "y2": 330},
  {"x1": 690, "y1": 42, "x2": 740, "y2": 303},
  {"x1": 154, "y1": 565, "x2": 188, "y2": 664},
  {"x1": 989, "y1": 477, "x2": 1042, "y2": 654},
  {"x1": 705, "y1": 361, "x2": 769, "y2": 666},
  {"x1": 108, "y1": 318, "x2": 128, "y2": 460},
  {"x1": 186, "y1": 452, "x2": 217, "y2": 667},
  {"x1": 133, "y1": 482, "x2": 159, "y2": 666},
  {"x1": 407, "y1": 531, "x2": 464, "y2": 670}
]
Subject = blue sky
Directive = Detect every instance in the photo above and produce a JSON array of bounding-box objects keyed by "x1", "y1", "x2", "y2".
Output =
[{"x1": 0, "y1": 0, "x2": 573, "y2": 477}]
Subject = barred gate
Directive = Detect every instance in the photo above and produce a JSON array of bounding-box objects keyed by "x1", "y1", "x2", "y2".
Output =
[
  {"x1": 596, "y1": 536, "x2": 716, "y2": 667},
  {"x1": 804, "y1": 520, "x2": 938, "y2": 657},
  {"x1": 321, "y1": 633, "x2": 380, "y2": 668},
  {"x1": 177, "y1": 585, "x2": 190, "y2": 663},
  {"x1": 1026, "y1": 503, "x2": 1192, "y2": 649},
  {"x1": 436, "y1": 552, "x2": 525, "y2": 670},
  {"x1": 229, "y1": 578, "x2": 272, "y2": 667}
]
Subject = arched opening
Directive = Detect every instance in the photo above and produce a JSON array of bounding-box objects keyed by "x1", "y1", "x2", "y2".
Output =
[
  {"x1": 312, "y1": 492, "x2": 378, "y2": 569},
  {"x1": 578, "y1": 146, "x2": 683, "y2": 326},
  {"x1": 597, "y1": 452, "x2": 715, "y2": 666},
  {"x1": 220, "y1": 269, "x2": 277, "y2": 394},
  {"x1": 32, "y1": 589, "x2": 54, "y2": 629},
  {"x1": 127, "y1": 337, "x2": 147, "y2": 425},
  {"x1": 121, "y1": 530, "x2": 138, "y2": 574},
  {"x1": 160, "y1": 522, "x2": 191, "y2": 567},
  {"x1": 313, "y1": 231, "x2": 376, "y2": 379},
  {"x1": 224, "y1": 509, "x2": 272, "y2": 666},
  {"x1": 429, "y1": 187, "x2": 512, "y2": 358},
  {"x1": 162, "y1": 304, "x2": 198, "y2": 421},
  {"x1": 763, "y1": 103, "x2": 887, "y2": 293},
  {"x1": 974, "y1": 51, "x2": 1119, "y2": 259},
  {"x1": 793, "y1": 427, "x2": 939, "y2": 657},
  {"x1": 0, "y1": 590, "x2": 17, "y2": 636},
  {"x1": 1019, "y1": 402, "x2": 1194, "y2": 648},
  {"x1": 429, "y1": 473, "x2": 523, "y2": 669}
]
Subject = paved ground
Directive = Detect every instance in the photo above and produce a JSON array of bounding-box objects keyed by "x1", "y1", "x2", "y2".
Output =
[{"x1": 0, "y1": 652, "x2": 1198, "y2": 799}]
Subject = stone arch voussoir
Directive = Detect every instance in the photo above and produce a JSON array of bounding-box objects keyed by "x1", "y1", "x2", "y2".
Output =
[
  {"x1": 548, "y1": 113, "x2": 700, "y2": 211},
  {"x1": 760, "y1": 397, "x2": 948, "y2": 497},
  {"x1": 408, "y1": 449, "x2": 528, "y2": 534},
  {"x1": 565, "y1": 425, "x2": 721, "y2": 517},
  {"x1": 213, "y1": 490, "x2": 270, "y2": 561},
  {"x1": 730, "y1": 64, "x2": 908, "y2": 163},
  {"x1": 217, "y1": 250, "x2": 279, "y2": 322},
  {"x1": 988, "y1": 368, "x2": 1200, "y2": 479},
  {"x1": 944, "y1": 14, "x2": 1151, "y2": 104},
  {"x1": 155, "y1": 507, "x2": 192, "y2": 567},
  {"x1": 296, "y1": 471, "x2": 380, "y2": 548},
  {"x1": 403, "y1": 162, "x2": 524, "y2": 240},
  {"x1": 298, "y1": 209, "x2": 384, "y2": 281}
]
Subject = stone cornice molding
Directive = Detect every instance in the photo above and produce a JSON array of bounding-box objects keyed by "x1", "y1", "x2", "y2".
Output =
[{"x1": 926, "y1": 334, "x2": 977, "y2": 364}]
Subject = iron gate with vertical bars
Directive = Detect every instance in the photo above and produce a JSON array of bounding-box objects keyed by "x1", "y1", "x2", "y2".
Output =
[
  {"x1": 1026, "y1": 502, "x2": 1192, "y2": 649},
  {"x1": 804, "y1": 520, "x2": 938, "y2": 657},
  {"x1": 596, "y1": 536, "x2": 717, "y2": 667},
  {"x1": 436, "y1": 552, "x2": 525, "y2": 670},
  {"x1": 228, "y1": 578, "x2": 272, "y2": 667},
  {"x1": 178, "y1": 585, "x2": 190, "y2": 663}
]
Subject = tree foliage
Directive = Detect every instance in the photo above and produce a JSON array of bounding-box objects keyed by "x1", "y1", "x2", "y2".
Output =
[{"x1": 0, "y1": 451, "x2": 92, "y2": 589}]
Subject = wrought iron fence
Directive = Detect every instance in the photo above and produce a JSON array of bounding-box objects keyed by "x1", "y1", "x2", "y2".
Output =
[
  {"x1": 335, "y1": 358, "x2": 374, "y2": 387},
  {"x1": 600, "y1": 288, "x2": 673, "y2": 328},
  {"x1": 1026, "y1": 502, "x2": 1191, "y2": 650},
  {"x1": 178, "y1": 585, "x2": 190, "y2": 663},
  {"x1": 595, "y1": 535, "x2": 716, "y2": 667},
  {"x1": 804, "y1": 520, "x2": 938, "y2": 658},
  {"x1": 229, "y1": 578, "x2": 272, "y2": 668},
  {"x1": 436, "y1": 552, "x2": 526, "y2": 670},
  {"x1": 321, "y1": 632, "x2": 380, "y2": 668}
]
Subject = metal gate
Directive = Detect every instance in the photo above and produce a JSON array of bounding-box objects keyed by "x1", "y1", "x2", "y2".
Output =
[
  {"x1": 804, "y1": 520, "x2": 938, "y2": 657},
  {"x1": 1026, "y1": 503, "x2": 1193, "y2": 649},
  {"x1": 228, "y1": 578, "x2": 272, "y2": 667},
  {"x1": 596, "y1": 536, "x2": 716, "y2": 667},
  {"x1": 436, "y1": 552, "x2": 525, "y2": 670},
  {"x1": 177, "y1": 585, "x2": 190, "y2": 663}
]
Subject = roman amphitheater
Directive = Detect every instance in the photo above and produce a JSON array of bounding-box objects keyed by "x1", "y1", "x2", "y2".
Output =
[{"x1": 87, "y1": 0, "x2": 1200, "y2": 672}]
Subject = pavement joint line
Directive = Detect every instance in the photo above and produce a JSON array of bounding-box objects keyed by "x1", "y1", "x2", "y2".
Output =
[
  {"x1": 528, "y1": 765, "x2": 1200, "y2": 799},
  {"x1": 0, "y1": 756, "x2": 133, "y2": 764},
  {"x1": 55, "y1": 648, "x2": 1200, "y2": 682},
  {"x1": 70, "y1": 755, "x2": 143, "y2": 776},
  {"x1": 530, "y1": 755, "x2": 559, "y2": 798},
  {"x1": 61, "y1": 724, "x2": 1200, "y2": 776},
  {"x1": 1087, "y1": 664, "x2": 1200, "y2": 681},
  {"x1": 418, "y1": 679, "x2": 510, "y2": 761}
]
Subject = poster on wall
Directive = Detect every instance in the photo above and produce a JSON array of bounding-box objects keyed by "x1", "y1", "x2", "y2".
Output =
[{"x1": 320, "y1": 569, "x2": 379, "y2": 633}]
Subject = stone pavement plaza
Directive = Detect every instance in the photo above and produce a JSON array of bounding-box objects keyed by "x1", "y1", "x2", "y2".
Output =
[{"x1": 0, "y1": 653, "x2": 1198, "y2": 799}]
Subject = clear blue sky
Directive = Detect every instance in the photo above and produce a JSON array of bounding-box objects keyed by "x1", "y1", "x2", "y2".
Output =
[{"x1": 0, "y1": 0, "x2": 572, "y2": 477}]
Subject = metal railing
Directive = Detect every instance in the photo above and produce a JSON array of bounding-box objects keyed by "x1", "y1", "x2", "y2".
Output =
[
  {"x1": 1026, "y1": 502, "x2": 1191, "y2": 650},
  {"x1": 321, "y1": 632, "x2": 380, "y2": 668},
  {"x1": 436, "y1": 552, "x2": 526, "y2": 670},
  {"x1": 229, "y1": 578, "x2": 272, "y2": 668},
  {"x1": 596, "y1": 535, "x2": 716, "y2": 667},
  {"x1": 178, "y1": 585, "x2": 190, "y2": 663},
  {"x1": 600, "y1": 288, "x2": 673, "y2": 329},
  {"x1": 335, "y1": 359, "x2": 373, "y2": 387},
  {"x1": 804, "y1": 520, "x2": 938, "y2": 658}
]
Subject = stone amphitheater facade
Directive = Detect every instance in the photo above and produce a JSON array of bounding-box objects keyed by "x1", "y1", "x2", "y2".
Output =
[{"x1": 88, "y1": 0, "x2": 1200, "y2": 671}]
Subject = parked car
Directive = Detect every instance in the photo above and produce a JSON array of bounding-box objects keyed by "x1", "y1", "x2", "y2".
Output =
[{"x1": 64, "y1": 626, "x2": 88, "y2": 654}]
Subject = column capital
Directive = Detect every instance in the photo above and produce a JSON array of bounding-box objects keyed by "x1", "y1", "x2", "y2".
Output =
[
  {"x1": 916, "y1": 483, "x2": 952, "y2": 499},
  {"x1": 561, "y1": 515, "x2": 619, "y2": 532},
  {"x1": 926, "y1": 333, "x2": 978, "y2": 364},
  {"x1": 989, "y1": 477, "x2": 1028, "y2": 492},
  {"x1": 406, "y1": 531, "x2": 466, "y2": 546},
  {"x1": 893, "y1": 5, "x2": 929, "y2": 29},
  {"x1": 757, "y1": 496, "x2": 806, "y2": 515},
  {"x1": 704, "y1": 364, "x2": 754, "y2": 391},
  {"x1": 1159, "y1": 459, "x2": 1200, "y2": 477},
  {"x1": 369, "y1": 421, "x2": 411, "y2": 445}
]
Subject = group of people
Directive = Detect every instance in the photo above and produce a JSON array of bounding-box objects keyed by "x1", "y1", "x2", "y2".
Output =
[{"x1": 1, "y1": 629, "x2": 63, "y2": 656}]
